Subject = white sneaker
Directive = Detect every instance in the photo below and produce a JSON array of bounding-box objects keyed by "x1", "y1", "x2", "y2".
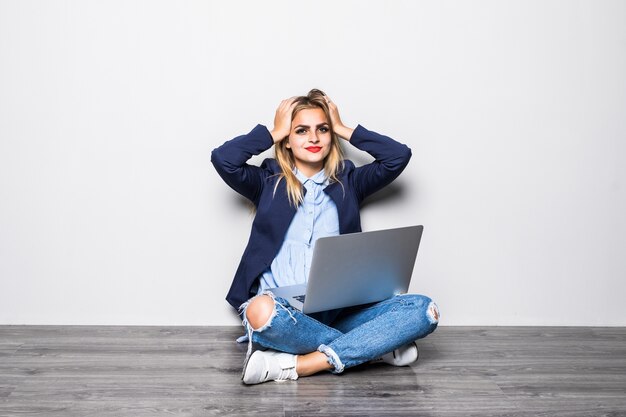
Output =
[
  {"x1": 242, "y1": 350, "x2": 299, "y2": 385},
  {"x1": 371, "y1": 341, "x2": 419, "y2": 366}
]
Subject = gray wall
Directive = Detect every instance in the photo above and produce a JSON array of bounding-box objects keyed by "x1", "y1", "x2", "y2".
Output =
[{"x1": 1, "y1": 1, "x2": 625, "y2": 326}]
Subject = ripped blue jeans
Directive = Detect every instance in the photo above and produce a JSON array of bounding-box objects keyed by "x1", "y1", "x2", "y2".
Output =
[{"x1": 238, "y1": 292, "x2": 439, "y2": 374}]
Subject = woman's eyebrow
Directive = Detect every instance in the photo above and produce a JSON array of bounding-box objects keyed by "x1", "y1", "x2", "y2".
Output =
[{"x1": 294, "y1": 123, "x2": 329, "y2": 129}]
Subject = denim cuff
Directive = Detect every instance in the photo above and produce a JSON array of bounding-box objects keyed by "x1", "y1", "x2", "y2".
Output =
[{"x1": 318, "y1": 344, "x2": 345, "y2": 374}]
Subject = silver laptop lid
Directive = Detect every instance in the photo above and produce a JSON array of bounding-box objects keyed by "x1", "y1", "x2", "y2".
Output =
[{"x1": 302, "y1": 225, "x2": 423, "y2": 314}]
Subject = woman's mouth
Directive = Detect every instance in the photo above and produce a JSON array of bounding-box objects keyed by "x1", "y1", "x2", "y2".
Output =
[{"x1": 305, "y1": 146, "x2": 322, "y2": 153}]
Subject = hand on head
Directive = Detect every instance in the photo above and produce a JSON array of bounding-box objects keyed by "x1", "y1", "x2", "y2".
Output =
[
  {"x1": 270, "y1": 97, "x2": 298, "y2": 144},
  {"x1": 322, "y1": 94, "x2": 343, "y2": 131},
  {"x1": 321, "y1": 94, "x2": 353, "y2": 141}
]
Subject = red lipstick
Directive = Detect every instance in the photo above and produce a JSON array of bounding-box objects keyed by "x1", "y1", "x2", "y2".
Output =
[{"x1": 306, "y1": 146, "x2": 322, "y2": 153}]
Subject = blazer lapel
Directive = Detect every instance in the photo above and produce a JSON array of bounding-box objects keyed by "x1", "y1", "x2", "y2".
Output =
[{"x1": 266, "y1": 177, "x2": 298, "y2": 242}]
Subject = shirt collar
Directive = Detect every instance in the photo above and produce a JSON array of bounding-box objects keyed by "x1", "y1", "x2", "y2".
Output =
[{"x1": 294, "y1": 168, "x2": 328, "y2": 186}]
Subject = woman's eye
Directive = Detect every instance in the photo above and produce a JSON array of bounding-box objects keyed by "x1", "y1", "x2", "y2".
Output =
[
  {"x1": 319, "y1": 127, "x2": 329, "y2": 133},
  {"x1": 295, "y1": 128, "x2": 306, "y2": 134}
]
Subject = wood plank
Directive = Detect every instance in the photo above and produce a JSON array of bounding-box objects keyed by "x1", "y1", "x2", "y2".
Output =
[{"x1": 1, "y1": 326, "x2": 625, "y2": 416}]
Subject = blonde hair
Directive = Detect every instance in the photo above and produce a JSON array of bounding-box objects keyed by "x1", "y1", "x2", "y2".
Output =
[{"x1": 273, "y1": 89, "x2": 344, "y2": 207}]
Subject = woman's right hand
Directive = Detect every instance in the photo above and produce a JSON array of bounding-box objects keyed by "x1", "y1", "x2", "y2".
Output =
[{"x1": 270, "y1": 97, "x2": 297, "y2": 143}]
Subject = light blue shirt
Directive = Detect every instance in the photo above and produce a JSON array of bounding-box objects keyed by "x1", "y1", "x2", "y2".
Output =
[{"x1": 257, "y1": 168, "x2": 340, "y2": 293}]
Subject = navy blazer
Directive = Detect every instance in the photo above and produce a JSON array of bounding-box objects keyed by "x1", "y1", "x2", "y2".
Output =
[{"x1": 211, "y1": 124, "x2": 412, "y2": 311}]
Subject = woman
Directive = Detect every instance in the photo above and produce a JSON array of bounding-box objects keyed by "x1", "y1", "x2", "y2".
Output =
[{"x1": 211, "y1": 89, "x2": 439, "y2": 385}]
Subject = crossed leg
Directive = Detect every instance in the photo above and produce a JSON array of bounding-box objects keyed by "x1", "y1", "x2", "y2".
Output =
[{"x1": 244, "y1": 294, "x2": 333, "y2": 376}]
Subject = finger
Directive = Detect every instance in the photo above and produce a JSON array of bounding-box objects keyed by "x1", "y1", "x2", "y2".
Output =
[
  {"x1": 279, "y1": 97, "x2": 297, "y2": 110},
  {"x1": 279, "y1": 100, "x2": 297, "y2": 115}
]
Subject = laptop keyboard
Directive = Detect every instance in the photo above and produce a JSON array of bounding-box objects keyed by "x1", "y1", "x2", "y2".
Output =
[{"x1": 293, "y1": 295, "x2": 306, "y2": 303}]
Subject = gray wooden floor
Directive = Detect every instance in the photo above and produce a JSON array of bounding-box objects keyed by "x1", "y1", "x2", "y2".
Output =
[{"x1": 1, "y1": 326, "x2": 625, "y2": 416}]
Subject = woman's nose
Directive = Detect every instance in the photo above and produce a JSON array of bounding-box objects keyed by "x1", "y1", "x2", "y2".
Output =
[{"x1": 309, "y1": 132, "x2": 320, "y2": 143}]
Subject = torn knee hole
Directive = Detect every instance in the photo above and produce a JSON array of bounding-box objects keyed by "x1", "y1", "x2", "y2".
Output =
[
  {"x1": 245, "y1": 295, "x2": 277, "y2": 331},
  {"x1": 427, "y1": 302, "x2": 440, "y2": 323}
]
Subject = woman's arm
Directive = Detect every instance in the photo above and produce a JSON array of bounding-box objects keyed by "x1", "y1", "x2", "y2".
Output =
[
  {"x1": 210, "y1": 125, "x2": 274, "y2": 204},
  {"x1": 349, "y1": 125, "x2": 412, "y2": 202},
  {"x1": 211, "y1": 98, "x2": 297, "y2": 204},
  {"x1": 325, "y1": 95, "x2": 412, "y2": 202}
]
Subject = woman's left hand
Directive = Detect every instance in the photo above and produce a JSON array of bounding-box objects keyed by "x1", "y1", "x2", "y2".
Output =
[{"x1": 325, "y1": 95, "x2": 354, "y2": 141}]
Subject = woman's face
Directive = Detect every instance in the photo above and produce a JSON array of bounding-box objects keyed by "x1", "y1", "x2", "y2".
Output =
[{"x1": 286, "y1": 107, "x2": 332, "y2": 177}]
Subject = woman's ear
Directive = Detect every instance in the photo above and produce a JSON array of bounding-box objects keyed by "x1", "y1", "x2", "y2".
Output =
[{"x1": 285, "y1": 139, "x2": 291, "y2": 149}]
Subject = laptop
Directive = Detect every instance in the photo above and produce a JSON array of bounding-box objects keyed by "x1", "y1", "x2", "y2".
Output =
[{"x1": 270, "y1": 225, "x2": 423, "y2": 314}]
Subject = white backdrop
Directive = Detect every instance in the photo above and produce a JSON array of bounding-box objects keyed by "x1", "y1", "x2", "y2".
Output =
[{"x1": 1, "y1": 0, "x2": 625, "y2": 326}]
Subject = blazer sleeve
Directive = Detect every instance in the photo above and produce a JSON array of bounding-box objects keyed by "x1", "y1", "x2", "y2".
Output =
[
  {"x1": 211, "y1": 124, "x2": 274, "y2": 205},
  {"x1": 349, "y1": 125, "x2": 412, "y2": 202}
]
